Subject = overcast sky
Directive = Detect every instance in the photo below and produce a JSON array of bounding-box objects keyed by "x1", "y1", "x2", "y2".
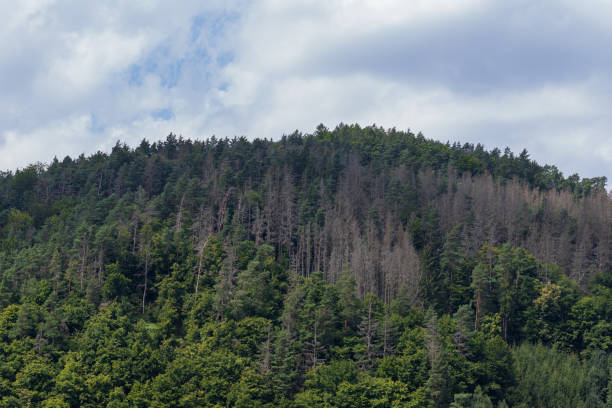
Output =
[{"x1": 1, "y1": 0, "x2": 611, "y2": 186}]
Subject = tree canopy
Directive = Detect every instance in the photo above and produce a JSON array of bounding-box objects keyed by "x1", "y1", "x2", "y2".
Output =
[{"x1": 0, "y1": 125, "x2": 610, "y2": 406}]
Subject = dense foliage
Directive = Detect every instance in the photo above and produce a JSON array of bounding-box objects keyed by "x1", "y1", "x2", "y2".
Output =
[{"x1": 0, "y1": 124, "x2": 610, "y2": 407}]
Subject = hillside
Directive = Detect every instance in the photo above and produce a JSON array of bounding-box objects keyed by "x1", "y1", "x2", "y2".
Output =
[{"x1": 0, "y1": 124, "x2": 611, "y2": 407}]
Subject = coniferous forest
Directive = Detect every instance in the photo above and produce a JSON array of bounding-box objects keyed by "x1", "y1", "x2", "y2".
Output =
[{"x1": 1, "y1": 124, "x2": 611, "y2": 407}]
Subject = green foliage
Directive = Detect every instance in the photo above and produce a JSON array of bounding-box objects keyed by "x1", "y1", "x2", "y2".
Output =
[
  {"x1": 231, "y1": 244, "x2": 288, "y2": 320},
  {"x1": 0, "y1": 129, "x2": 609, "y2": 406},
  {"x1": 102, "y1": 263, "x2": 131, "y2": 300},
  {"x1": 512, "y1": 343, "x2": 589, "y2": 407}
]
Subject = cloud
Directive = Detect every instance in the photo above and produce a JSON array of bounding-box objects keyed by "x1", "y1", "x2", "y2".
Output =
[
  {"x1": 208, "y1": 0, "x2": 612, "y2": 182},
  {"x1": 1, "y1": 115, "x2": 93, "y2": 169},
  {"x1": 0, "y1": 0, "x2": 610, "y2": 187},
  {"x1": 0, "y1": 1, "x2": 237, "y2": 154}
]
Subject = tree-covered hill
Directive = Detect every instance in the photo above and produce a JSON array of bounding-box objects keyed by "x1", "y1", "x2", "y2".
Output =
[{"x1": 0, "y1": 124, "x2": 611, "y2": 407}]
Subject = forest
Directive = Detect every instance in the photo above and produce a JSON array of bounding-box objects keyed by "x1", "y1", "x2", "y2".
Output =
[{"x1": 0, "y1": 123, "x2": 611, "y2": 407}]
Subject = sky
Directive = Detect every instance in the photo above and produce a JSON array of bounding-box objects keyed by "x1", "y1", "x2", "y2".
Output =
[{"x1": 1, "y1": 0, "x2": 611, "y2": 187}]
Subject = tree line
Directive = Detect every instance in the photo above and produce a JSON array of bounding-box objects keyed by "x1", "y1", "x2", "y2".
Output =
[{"x1": 0, "y1": 124, "x2": 611, "y2": 406}]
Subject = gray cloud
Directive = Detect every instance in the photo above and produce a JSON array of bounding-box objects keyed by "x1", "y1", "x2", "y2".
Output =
[{"x1": 270, "y1": 2, "x2": 612, "y2": 94}]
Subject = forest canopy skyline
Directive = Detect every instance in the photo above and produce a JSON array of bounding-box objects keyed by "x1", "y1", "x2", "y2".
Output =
[
  {"x1": 0, "y1": 126, "x2": 610, "y2": 406},
  {"x1": 1, "y1": 1, "x2": 611, "y2": 185},
  {"x1": 2, "y1": 127, "x2": 610, "y2": 194}
]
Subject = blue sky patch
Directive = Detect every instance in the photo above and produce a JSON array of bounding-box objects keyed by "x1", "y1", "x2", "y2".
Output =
[{"x1": 151, "y1": 108, "x2": 174, "y2": 121}]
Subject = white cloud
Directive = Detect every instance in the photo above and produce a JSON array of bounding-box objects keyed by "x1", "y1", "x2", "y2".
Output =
[
  {"x1": 231, "y1": 0, "x2": 484, "y2": 75},
  {"x1": 1, "y1": 115, "x2": 93, "y2": 169},
  {"x1": 0, "y1": 0, "x2": 610, "y2": 186},
  {"x1": 39, "y1": 30, "x2": 148, "y2": 98}
]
